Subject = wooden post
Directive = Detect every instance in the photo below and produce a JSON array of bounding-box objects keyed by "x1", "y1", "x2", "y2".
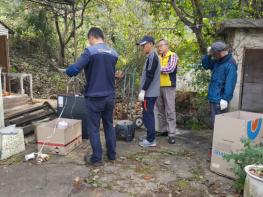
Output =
[
  {"x1": 0, "y1": 35, "x2": 11, "y2": 92},
  {"x1": 0, "y1": 67, "x2": 4, "y2": 128}
]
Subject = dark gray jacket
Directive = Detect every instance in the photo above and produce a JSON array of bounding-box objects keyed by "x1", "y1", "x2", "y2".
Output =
[{"x1": 140, "y1": 50, "x2": 160, "y2": 97}]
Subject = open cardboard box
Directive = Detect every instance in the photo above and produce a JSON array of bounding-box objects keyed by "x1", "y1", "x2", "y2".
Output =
[{"x1": 211, "y1": 111, "x2": 263, "y2": 178}]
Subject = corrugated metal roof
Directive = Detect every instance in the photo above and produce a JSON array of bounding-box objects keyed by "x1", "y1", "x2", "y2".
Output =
[
  {"x1": 0, "y1": 21, "x2": 14, "y2": 35},
  {"x1": 0, "y1": 23, "x2": 9, "y2": 36}
]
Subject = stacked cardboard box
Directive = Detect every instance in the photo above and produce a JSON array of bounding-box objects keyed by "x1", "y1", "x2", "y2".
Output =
[
  {"x1": 36, "y1": 118, "x2": 82, "y2": 155},
  {"x1": 211, "y1": 111, "x2": 263, "y2": 178}
]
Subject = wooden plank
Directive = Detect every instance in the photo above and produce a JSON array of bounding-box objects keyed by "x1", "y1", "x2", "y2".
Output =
[
  {"x1": 241, "y1": 49, "x2": 263, "y2": 112},
  {"x1": 3, "y1": 94, "x2": 29, "y2": 110},
  {"x1": 0, "y1": 68, "x2": 4, "y2": 128},
  {"x1": 0, "y1": 35, "x2": 9, "y2": 73},
  {"x1": 241, "y1": 83, "x2": 263, "y2": 112},
  {"x1": 4, "y1": 103, "x2": 42, "y2": 119},
  {"x1": 243, "y1": 49, "x2": 263, "y2": 83}
]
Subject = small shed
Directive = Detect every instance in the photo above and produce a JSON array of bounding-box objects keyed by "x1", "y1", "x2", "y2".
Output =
[
  {"x1": 219, "y1": 19, "x2": 263, "y2": 113},
  {"x1": 0, "y1": 21, "x2": 14, "y2": 73}
]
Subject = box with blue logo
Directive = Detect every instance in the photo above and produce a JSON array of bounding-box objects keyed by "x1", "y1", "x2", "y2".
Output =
[{"x1": 211, "y1": 111, "x2": 263, "y2": 178}]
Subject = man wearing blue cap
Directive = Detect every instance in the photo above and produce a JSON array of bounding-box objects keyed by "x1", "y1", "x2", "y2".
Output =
[
  {"x1": 137, "y1": 36, "x2": 160, "y2": 147},
  {"x1": 202, "y1": 41, "x2": 237, "y2": 127}
]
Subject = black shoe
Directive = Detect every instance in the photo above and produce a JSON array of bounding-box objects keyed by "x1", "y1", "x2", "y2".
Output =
[
  {"x1": 107, "y1": 155, "x2": 116, "y2": 162},
  {"x1": 84, "y1": 155, "x2": 103, "y2": 167},
  {"x1": 168, "y1": 137, "x2": 176, "y2": 144},
  {"x1": 156, "y1": 131, "x2": 168, "y2": 137}
]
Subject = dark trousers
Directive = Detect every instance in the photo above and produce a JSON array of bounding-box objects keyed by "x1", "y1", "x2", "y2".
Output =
[
  {"x1": 210, "y1": 102, "x2": 228, "y2": 128},
  {"x1": 85, "y1": 95, "x2": 116, "y2": 163},
  {"x1": 142, "y1": 97, "x2": 157, "y2": 143}
]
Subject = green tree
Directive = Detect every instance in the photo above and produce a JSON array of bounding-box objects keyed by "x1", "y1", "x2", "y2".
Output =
[
  {"x1": 146, "y1": 0, "x2": 263, "y2": 54},
  {"x1": 25, "y1": 0, "x2": 92, "y2": 66}
]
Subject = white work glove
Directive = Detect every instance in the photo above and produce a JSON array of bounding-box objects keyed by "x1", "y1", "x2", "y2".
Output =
[
  {"x1": 138, "y1": 90, "x2": 145, "y2": 102},
  {"x1": 207, "y1": 46, "x2": 212, "y2": 55},
  {"x1": 58, "y1": 68, "x2": 66, "y2": 73},
  {"x1": 220, "y1": 99, "x2": 228, "y2": 110}
]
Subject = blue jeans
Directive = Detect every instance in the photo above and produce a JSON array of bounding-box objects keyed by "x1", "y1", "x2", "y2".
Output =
[
  {"x1": 85, "y1": 95, "x2": 116, "y2": 163},
  {"x1": 143, "y1": 97, "x2": 157, "y2": 143},
  {"x1": 210, "y1": 102, "x2": 228, "y2": 128}
]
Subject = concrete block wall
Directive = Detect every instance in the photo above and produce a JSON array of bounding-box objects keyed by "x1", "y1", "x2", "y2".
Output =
[{"x1": 229, "y1": 29, "x2": 263, "y2": 111}]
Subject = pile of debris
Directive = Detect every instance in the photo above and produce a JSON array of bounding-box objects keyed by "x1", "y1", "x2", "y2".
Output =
[
  {"x1": 114, "y1": 101, "x2": 142, "y2": 120},
  {"x1": 176, "y1": 91, "x2": 210, "y2": 129},
  {"x1": 114, "y1": 91, "x2": 210, "y2": 130}
]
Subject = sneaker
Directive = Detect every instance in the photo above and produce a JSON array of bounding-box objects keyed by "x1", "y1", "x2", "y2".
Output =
[
  {"x1": 168, "y1": 137, "x2": 176, "y2": 144},
  {"x1": 138, "y1": 135, "x2": 147, "y2": 141},
  {"x1": 84, "y1": 155, "x2": 103, "y2": 167},
  {"x1": 139, "y1": 139, "x2": 157, "y2": 147},
  {"x1": 107, "y1": 155, "x2": 116, "y2": 162}
]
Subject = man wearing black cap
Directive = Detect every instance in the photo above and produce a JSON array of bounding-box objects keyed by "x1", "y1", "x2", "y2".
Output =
[
  {"x1": 65, "y1": 27, "x2": 118, "y2": 166},
  {"x1": 202, "y1": 41, "x2": 237, "y2": 127},
  {"x1": 137, "y1": 36, "x2": 160, "y2": 147}
]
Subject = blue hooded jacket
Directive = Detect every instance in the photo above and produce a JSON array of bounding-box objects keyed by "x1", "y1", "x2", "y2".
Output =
[
  {"x1": 66, "y1": 43, "x2": 118, "y2": 97},
  {"x1": 202, "y1": 53, "x2": 237, "y2": 103}
]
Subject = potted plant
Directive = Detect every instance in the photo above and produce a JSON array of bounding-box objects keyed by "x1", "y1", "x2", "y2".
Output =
[{"x1": 244, "y1": 165, "x2": 263, "y2": 197}]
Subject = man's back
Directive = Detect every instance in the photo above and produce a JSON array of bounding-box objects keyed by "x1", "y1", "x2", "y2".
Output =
[{"x1": 84, "y1": 43, "x2": 118, "y2": 97}]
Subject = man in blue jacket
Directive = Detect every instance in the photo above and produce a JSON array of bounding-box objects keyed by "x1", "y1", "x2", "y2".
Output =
[
  {"x1": 65, "y1": 27, "x2": 118, "y2": 166},
  {"x1": 202, "y1": 41, "x2": 237, "y2": 127}
]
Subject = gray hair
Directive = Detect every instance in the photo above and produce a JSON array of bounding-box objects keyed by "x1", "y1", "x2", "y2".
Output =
[{"x1": 158, "y1": 39, "x2": 169, "y2": 45}]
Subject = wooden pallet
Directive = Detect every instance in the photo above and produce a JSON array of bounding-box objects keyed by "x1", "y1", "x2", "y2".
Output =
[{"x1": 3, "y1": 94, "x2": 29, "y2": 110}]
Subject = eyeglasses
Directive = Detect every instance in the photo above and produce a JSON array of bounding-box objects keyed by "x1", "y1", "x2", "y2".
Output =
[{"x1": 157, "y1": 44, "x2": 167, "y2": 48}]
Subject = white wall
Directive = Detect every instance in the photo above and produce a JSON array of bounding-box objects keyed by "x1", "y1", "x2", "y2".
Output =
[
  {"x1": 0, "y1": 23, "x2": 8, "y2": 36},
  {"x1": 230, "y1": 29, "x2": 263, "y2": 110}
]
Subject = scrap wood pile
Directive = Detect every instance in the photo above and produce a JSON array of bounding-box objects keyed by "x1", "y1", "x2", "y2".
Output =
[
  {"x1": 114, "y1": 101, "x2": 141, "y2": 120},
  {"x1": 176, "y1": 91, "x2": 210, "y2": 129},
  {"x1": 114, "y1": 69, "x2": 141, "y2": 120},
  {"x1": 114, "y1": 69, "x2": 210, "y2": 129}
]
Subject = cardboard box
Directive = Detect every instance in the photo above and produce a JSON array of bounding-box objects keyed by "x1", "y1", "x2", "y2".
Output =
[
  {"x1": 36, "y1": 118, "x2": 82, "y2": 155},
  {"x1": 0, "y1": 127, "x2": 25, "y2": 160},
  {"x1": 211, "y1": 111, "x2": 263, "y2": 178}
]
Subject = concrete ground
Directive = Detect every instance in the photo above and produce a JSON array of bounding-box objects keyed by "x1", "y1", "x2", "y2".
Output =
[{"x1": 0, "y1": 129, "x2": 239, "y2": 197}]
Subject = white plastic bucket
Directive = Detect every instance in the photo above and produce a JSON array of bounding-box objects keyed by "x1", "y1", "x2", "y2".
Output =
[{"x1": 244, "y1": 165, "x2": 263, "y2": 197}]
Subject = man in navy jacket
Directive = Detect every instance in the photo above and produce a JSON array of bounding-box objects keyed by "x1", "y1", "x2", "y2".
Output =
[
  {"x1": 202, "y1": 41, "x2": 237, "y2": 127},
  {"x1": 65, "y1": 27, "x2": 118, "y2": 166}
]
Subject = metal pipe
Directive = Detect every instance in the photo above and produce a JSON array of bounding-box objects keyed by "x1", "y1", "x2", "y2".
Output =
[
  {"x1": 131, "y1": 68, "x2": 135, "y2": 105},
  {"x1": 29, "y1": 74, "x2": 33, "y2": 101},
  {"x1": 123, "y1": 68, "x2": 127, "y2": 99},
  {"x1": 3, "y1": 73, "x2": 6, "y2": 93},
  {"x1": 20, "y1": 75, "x2": 24, "y2": 94}
]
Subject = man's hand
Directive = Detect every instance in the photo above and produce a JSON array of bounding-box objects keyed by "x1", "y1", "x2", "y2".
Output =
[
  {"x1": 220, "y1": 99, "x2": 228, "y2": 110},
  {"x1": 138, "y1": 90, "x2": 145, "y2": 102}
]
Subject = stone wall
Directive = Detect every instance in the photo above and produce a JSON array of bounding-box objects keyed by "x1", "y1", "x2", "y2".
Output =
[{"x1": 228, "y1": 29, "x2": 263, "y2": 110}]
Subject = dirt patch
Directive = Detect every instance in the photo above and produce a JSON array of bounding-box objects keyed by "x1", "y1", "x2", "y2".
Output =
[{"x1": 0, "y1": 129, "x2": 240, "y2": 197}]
